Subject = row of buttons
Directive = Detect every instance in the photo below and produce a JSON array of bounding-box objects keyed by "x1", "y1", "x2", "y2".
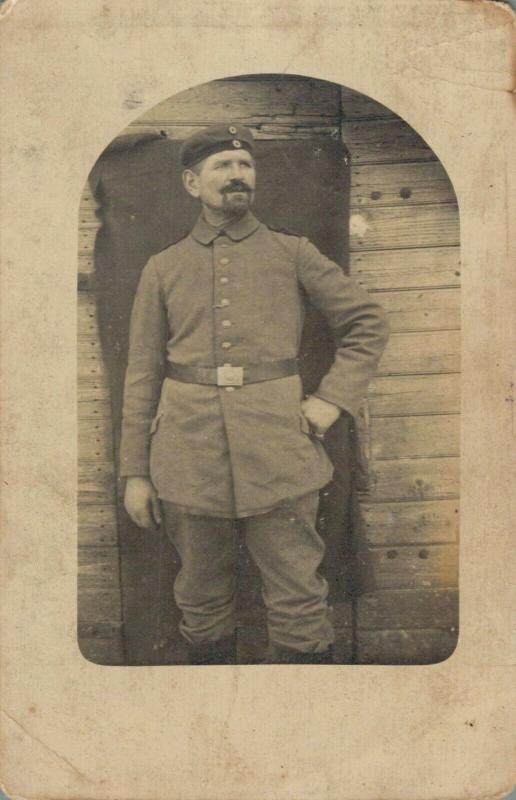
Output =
[{"x1": 216, "y1": 246, "x2": 235, "y2": 386}]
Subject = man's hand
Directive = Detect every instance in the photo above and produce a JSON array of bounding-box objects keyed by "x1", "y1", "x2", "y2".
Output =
[
  {"x1": 301, "y1": 395, "x2": 341, "y2": 438},
  {"x1": 124, "y1": 476, "x2": 162, "y2": 529}
]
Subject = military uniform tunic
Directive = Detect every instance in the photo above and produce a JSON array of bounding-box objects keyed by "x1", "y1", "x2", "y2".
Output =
[{"x1": 120, "y1": 211, "x2": 389, "y2": 518}]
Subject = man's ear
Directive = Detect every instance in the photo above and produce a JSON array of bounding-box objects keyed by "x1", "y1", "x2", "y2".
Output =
[{"x1": 182, "y1": 168, "x2": 200, "y2": 198}]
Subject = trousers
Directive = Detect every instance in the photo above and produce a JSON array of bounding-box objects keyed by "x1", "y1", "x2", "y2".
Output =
[{"x1": 162, "y1": 492, "x2": 335, "y2": 654}]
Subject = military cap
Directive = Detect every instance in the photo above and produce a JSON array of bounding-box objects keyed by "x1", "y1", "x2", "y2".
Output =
[{"x1": 180, "y1": 123, "x2": 254, "y2": 169}]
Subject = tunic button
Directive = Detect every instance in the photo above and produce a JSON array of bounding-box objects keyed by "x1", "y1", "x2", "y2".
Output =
[
  {"x1": 220, "y1": 298, "x2": 230, "y2": 307},
  {"x1": 228, "y1": 126, "x2": 237, "y2": 135},
  {"x1": 219, "y1": 257, "x2": 230, "y2": 265},
  {"x1": 220, "y1": 276, "x2": 229, "y2": 284},
  {"x1": 222, "y1": 319, "x2": 232, "y2": 328},
  {"x1": 221, "y1": 341, "x2": 232, "y2": 349}
]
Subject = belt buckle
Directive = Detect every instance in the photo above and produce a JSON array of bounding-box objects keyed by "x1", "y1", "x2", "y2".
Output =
[{"x1": 216, "y1": 365, "x2": 244, "y2": 387}]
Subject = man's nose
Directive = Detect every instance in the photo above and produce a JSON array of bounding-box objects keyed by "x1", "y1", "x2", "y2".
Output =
[{"x1": 228, "y1": 162, "x2": 245, "y2": 179}]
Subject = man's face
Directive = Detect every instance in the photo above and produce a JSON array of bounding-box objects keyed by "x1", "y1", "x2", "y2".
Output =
[{"x1": 183, "y1": 149, "x2": 256, "y2": 216}]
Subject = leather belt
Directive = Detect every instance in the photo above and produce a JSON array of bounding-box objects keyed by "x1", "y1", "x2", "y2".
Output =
[{"x1": 166, "y1": 359, "x2": 298, "y2": 387}]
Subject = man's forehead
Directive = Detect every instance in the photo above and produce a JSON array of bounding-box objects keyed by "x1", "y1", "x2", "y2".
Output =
[{"x1": 204, "y1": 149, "x2": 254, "y2": 165}]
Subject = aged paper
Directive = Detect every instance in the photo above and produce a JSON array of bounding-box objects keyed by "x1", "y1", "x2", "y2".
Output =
[{"x1": 1, "y1": 0, "x2": 514, "y2": 798}]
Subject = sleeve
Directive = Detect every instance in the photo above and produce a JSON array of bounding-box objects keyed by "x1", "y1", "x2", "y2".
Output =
[
  {"x1": 295, "y1": 237, "x2": 390, "y2": 418},
  {"x1": 119, "y1": 256, "x2": 169, "y2": 477}
]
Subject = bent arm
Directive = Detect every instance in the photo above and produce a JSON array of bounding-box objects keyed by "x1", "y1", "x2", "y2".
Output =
[{"x1": 296, "y1": 237, "x2": 390, "y2": 418}]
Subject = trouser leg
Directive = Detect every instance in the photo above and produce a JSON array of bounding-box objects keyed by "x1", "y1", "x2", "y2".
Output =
[
  {"x1": 162, "y1": 503, "x2": 238, "y2": 657},
  {"x1": 243, "y1": 492, "x2": 335, "y2": 662}
]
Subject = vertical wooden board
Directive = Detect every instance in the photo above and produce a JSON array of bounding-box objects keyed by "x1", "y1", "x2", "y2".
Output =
[
  {"x1": 368, "y1": 374, "x2": 460, "y2": 417},
  {"x1": 375, "y1": 288, "x2": 460, "y2": 332},
  {"x1": 357, "y1": 589, "x2": 458, "y2": 630},
  {"x1": 371, "y1": 414, "x2": 459, "y2": 460},
  {"x1": 378, "y1": 331, "x2": 460, "y2": 376},
  {"x1": 350, "y1": 246, "x2": 461, "y2": 291},
  {"x1": 136, "y1": 79, "x2": 341, "y2": 124},
  {"x1": 79, "y1": 503, "x2": 119, "y2": 547},
  {"x1": 366, "y1": 544, "x2": 459, "y2": 590},
  {"x1": 350, "y1": 162, "x2": 456, "y2": 207},
  {"x1": 342, "y1": 118, "x2": 436, "y2": 164},
  {"x1": 367, "y1": 456, "x2": 460, "y2": 502},
  {"x1": 349, "y1": 204, "x2": 460, "y2": 251},
  {"x1": 356, "y1": 629, "x2": 458, "y2": 664},
  {"x1": 361, "y1": 499, "x2": 459, "y2": 545}
]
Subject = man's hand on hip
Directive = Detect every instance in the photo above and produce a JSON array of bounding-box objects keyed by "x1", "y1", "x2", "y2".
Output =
[
  {"x1": 300, "y1": 395, "x2": 341, "y2": 437},
  {"x1": 124, "y1": 476, "x2": 162, "y2": 529}
]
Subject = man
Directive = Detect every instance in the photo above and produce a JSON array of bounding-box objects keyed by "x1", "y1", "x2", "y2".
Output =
[{"x1": 120, "y1": 123, "x2": 389, "y2": 665}]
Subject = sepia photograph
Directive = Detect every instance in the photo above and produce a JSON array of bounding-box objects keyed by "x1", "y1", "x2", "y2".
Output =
[
  {"x1": 2, "y1": 1, "x2": 514, "y2": 797},
  {"x1": 78, "y1": 75, "x2": 460, "y2": 667}
]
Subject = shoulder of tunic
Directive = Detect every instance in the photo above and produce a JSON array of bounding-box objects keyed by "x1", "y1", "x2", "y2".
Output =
[
  {"x1": 153, "y1": 232, "x2": 190, "y2": 258},
  {"x1": 265, "y1": 223, "x2": 303, "y2": 239}
]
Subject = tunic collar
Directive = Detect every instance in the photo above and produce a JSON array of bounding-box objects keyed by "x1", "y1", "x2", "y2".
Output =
[{"x1": 191, "y1": 211, "x2": 261, "y2": 245}]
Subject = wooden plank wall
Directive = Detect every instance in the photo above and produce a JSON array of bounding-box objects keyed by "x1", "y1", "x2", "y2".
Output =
[
  {"x1": 78, "y1": 219, "x2": 125, "y2": 663},
  {"x1": 341, "y1": 87, "x2": 460, "y2": 663},
  {"x1": 77, "y1": 77, "x2": 460, "y2": 664}
]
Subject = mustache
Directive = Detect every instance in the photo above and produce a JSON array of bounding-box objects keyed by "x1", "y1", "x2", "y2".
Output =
[{"x1": 221, "y1": 180, "x2": 252, "y2": 194}]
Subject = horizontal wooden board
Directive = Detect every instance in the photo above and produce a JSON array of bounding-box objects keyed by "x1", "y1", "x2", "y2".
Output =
[
  {"x1": 368, "y1": 374, "x2": 460, "y2": 417},
  {"x1": 342, "y1": 118, "x2": 435, "y2": 164},
  {"x1": 78, "y1": 376, "x2": 110, "y2": 403},
  {"x1": 78, "y1": 206, "x2": 100, "y2": 226},
  {"x1": 356, "y1": 628, "x2": 458, "y2": 664},
  {"x1": 79, "y1": 418, "x2": 113, "y2": 459},
  {"x1": 78, "y1": 546, "x2": 122, "y2": 622},
  {"x1": 378, "y1": 330, "x2": 460, "y2": 376},
  {"x1": 79, "y1": 487, "x2": 116, "y2": 505},
  {"x1": 78, "y1": 336, "x2": 103, "y2": 353},
  {"x1": 78, "y1": 467, "x2": 116, "y2": 503},
  {"x1": 125, "y1": 122, "x2": 342, "y2": 141},
  {"x1": 78, "y1": 399, "x2": 112, "y2": 420},
  {"x1": 367, "y1": 456, "x2": 459, "y2": 503},
  {"x1": 135, "y1": 79, "x2": 340, "y2": 125},
  {"x1": 349, "y1": 204, "x2": 460, "y2": 251},
  {"x1": 371, "y1": 414, "x2": 459, "y2": 460},
  {"x1": 78, "y1": 254, "x2": 95, "y2": 275},
  {"x1": 357, "y1": 588, "x2": 458, "y2": 630},
  {"x1": 77, "y1": 354, "x2": 107, "y2": 379},
  {"x1": 79, "y1": 503, "x2": 118, "y2": 547},
  {"x1": 78, "y1": 293, "x2": 99, "y2": 330},
  {"x1": 78, "y1": 226, "x2": 99, "y2": 255},
  {"x1": 376, "y1": 288, "x2": 460, "y2": 332},
  {"x1": 361, "y1": 499, "x2": 459, "y2": 545},
  {"x1": 79, "y1": 459, "x2": 115, "y2": 482},
  {"x1": 367, "y1": 544, "x2": 458, "y2": 591},
  {"x1": 340, "y1": 87, "x2": 395, "y2": 120},
  {"x1": 351, "y1": 162, "x2": 456, "y2": 208},
  {"x1": 350, "y1": 246, "x2": 461, "y2": 291}
]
